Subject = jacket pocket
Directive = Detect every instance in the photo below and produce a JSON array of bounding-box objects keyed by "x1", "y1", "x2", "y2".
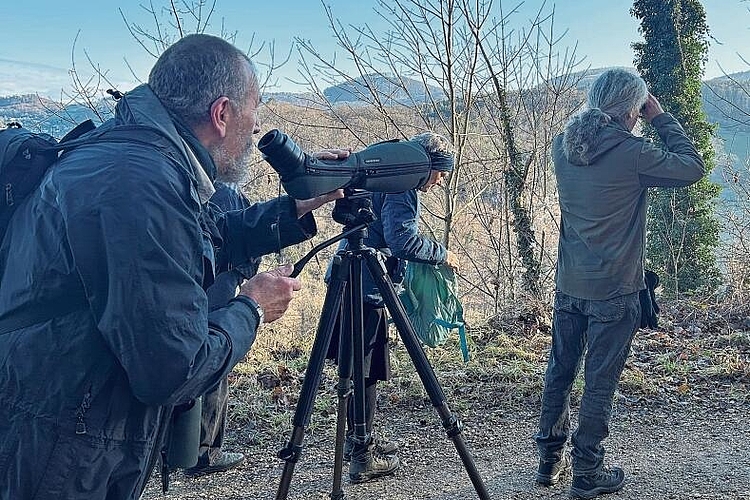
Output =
[{"x1": 34, "y1": 433, "x2": 124, "y2": 499}]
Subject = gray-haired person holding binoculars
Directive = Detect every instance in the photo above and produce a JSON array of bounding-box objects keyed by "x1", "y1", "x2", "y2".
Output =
[{"x1": 535, "y1": 68, "x2": 704, "y2": 499}]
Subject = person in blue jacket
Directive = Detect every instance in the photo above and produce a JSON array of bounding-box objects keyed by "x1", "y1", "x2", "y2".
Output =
[
  {"x1": 327, "y1": 132, "x2": 459, "y2": 484},
  {"x1": 0, "y1": 34, "x2": 344, "y2": 500}
]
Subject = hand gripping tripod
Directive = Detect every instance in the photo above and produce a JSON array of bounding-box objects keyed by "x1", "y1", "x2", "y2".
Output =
[{"x1": 275, "y1": 193, "x2": 490, "y2": 500}]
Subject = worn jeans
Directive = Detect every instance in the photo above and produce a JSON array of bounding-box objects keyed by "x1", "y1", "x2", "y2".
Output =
[{"x1": 536, "y1": 290, "x2": 640, "y2": 475}]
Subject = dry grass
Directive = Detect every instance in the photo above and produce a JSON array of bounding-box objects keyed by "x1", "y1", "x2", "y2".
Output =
[{"x1": 224, "y1": 293, "x2": 750, "y2": 451}]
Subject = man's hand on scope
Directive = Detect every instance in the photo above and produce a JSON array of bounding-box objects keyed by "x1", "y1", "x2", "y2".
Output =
[
  {"x1": 239, "y1": 264, "x2": 301, "y2": 323},
  {"x1": 313, "y1": 148, "x2": 351, "y2": 161},
  {"x1": 295, "y1": 189, "x2": 345, "y2": 218}
]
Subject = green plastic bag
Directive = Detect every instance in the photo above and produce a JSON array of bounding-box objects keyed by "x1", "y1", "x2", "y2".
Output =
[{"x1": 399, "y1": 262, "x2": 469, "y2": 362}]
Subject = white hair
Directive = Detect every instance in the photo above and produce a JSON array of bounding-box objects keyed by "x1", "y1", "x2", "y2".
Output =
[{"x1": 563, "y1": 68, "x2": 648, "y2": 164}]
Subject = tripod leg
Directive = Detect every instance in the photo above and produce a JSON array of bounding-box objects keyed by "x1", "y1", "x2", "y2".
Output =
[
  {"x1": 330, "y1": 258, "x2": 358, "y2": 500},
  {"x1": 348, "y1": 255, "x2": 369, "y2": 449},
  {"x1": 275, "y1": 254, "x2": 349, "y2": 500},
  {"x1": 330, "y1": 253, "x2": 371, "y2": 498},
  {"x1": 330, "y1": 375, "x2": 351, "y2": 500},
  {"x1": 363, "y1": 250, "x2": 491, "y2": 500}
]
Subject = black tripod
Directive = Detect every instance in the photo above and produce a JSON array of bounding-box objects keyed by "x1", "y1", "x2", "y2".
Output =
[{"x1": 275, "y1": 193, "x2": 490, "y2": 500}]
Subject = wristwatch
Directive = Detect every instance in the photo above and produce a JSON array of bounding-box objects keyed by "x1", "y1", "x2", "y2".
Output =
[{"x1": 244, "y1": 297, "x2": 265, "y2": 325}]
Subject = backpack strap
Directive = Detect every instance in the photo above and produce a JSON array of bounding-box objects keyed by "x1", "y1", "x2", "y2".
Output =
[
  {"x1": 59, "y1": 119, "x2": 97, "y2": 143},
  {"x1": 433, "y1": 318, "x2": 469, "y2": 362}
]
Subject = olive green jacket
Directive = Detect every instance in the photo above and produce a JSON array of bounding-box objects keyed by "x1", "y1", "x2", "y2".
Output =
[{"x1": 553, "y1": 113, "x2": 704, "y2": 300}]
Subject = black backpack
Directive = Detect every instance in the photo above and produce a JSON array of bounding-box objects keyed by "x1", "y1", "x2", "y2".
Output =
[
  {"x1": 0, "y1": 121, "x2": 180, "y2": 338},
  {"x1": 0, "y1": 120, "x2": 97, "y2": 242},
  {"x1": 639, "y1": 269, "x2": 661, "y2": 329}
]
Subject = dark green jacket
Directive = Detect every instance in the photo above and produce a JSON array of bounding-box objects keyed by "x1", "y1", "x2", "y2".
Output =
[{"x1": 553, "y1": 113, "x2": 704, "y2": 300}]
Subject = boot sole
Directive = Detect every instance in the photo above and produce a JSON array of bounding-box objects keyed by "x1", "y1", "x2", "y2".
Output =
[
  {"x1": 184, "y1": 460, "x2": 244, "y2": 478},
  {"x1": 569, "y1": 480, "x2": 625, "y2": 499},
  {"x1": 349, "y1": 467, "x2": 398, "y2": 484}
]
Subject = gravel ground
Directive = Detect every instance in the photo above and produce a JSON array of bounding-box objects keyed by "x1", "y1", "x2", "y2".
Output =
[{"x1": 141, "y1": 398, "x2": 750, "y2": 499}]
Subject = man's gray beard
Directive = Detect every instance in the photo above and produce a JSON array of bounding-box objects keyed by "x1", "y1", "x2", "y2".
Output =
[{"x1": 214, "y1": 144, "x2": 253, "y2": 185}]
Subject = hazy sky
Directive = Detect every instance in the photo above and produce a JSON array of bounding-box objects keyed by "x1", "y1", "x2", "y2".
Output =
[{"x1": 1, "y1": 0, "x2": 748, "y2": 96}]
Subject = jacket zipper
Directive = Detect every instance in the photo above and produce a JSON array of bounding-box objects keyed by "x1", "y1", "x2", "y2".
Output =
[{"x1": 75, "y1": 391, "x2": 92, "y2": 435}]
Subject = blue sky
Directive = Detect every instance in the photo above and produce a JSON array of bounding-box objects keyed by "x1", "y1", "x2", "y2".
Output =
[{"x1": 1, "y1": 0, "x2": 748, "y2": 96}]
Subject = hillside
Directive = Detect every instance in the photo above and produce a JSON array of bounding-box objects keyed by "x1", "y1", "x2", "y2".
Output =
[
  {"x1": 0, "y1": 94, "x2": 108, "y2": 136},
  {"x1": 702, "y1": 71, "x2": 750, "y2": 133},
  {"x1": 322, "y1": 74, "x2": 445, "y2": 105},
  {"x1": 3, "y1": 68, "x2": 749, "y2": 136}
]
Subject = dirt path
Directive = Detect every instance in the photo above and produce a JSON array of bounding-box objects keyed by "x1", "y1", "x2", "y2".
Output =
[
  {"x1": 141, "y1": 400, "x2": 750, "y2": 499},
  {"x1": 141, "y1": 306, "x2": 750, "y2": 499}
]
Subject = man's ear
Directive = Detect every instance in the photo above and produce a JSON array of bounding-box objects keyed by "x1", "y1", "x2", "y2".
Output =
[{"x1": 209, "y1": 96, "x2": 231, "y2": 138}]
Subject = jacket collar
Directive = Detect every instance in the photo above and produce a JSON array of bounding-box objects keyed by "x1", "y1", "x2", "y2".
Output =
[
  {"x1": 114, "y1": 85, "x2": 218, "y2": 191},
  {"x1": 180, "y1": 137, "x2": 216, "y2": 203}
]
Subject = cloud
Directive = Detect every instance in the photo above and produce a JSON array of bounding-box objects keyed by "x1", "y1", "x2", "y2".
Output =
[
  {"x1": 0, "y1": 59, "x2": 74, "y2": 98},
  {"x1": 0, "y1": 59, "x2": 140, "y2": 98}
]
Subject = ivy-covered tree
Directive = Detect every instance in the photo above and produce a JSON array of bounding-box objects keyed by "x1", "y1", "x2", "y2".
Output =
[{"x1": 631, "y1": 0, "x2": 721, "y2": 295}]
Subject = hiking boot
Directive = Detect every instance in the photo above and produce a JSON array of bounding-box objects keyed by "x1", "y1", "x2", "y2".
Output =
[
  {"x1": 349, "y1": 443, "x2": 400, "y2": 483},
  {"x1": 536, "y1": 453, "x2": 572, "y2": 486},
  {"x1": 183, "y1": 451, "x2": 245, "y2": 477},
  {"x1": 343, "y1": 435, "x2": 398, "y2": 462},
  {"x1": 570, "y1": 467, "x2": 625, "y2": 499}
]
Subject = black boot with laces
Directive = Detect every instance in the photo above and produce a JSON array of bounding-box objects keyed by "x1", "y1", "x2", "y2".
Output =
[
  {"x1": 348, "y1": 440, "x2": 399, "y2": 483},
  {"x1": 570, "y1": 466, "x2": 625, "y2": 499}
]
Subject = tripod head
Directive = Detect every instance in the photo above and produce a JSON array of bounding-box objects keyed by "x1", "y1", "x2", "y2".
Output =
[
  {"x1": 331, "y1": 189, "x2": 376, "y2": 227},
  {"x1": 290, "y1": 189, "x2": 378, "y2": 277}
]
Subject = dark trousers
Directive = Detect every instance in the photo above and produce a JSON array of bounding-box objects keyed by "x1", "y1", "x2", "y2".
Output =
[
  {"x1": 328, "y1": 302, "x2": 391, "y2": 439},
  {"x1": 347, "y1": 382, "x2": 378, "y2": 438},
  {"x1": 536, "y1": 291, "x2": 640, "y2": 475},
  {"x1": 327, "y1": 302, "x2": 391, "y2": 383}
]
